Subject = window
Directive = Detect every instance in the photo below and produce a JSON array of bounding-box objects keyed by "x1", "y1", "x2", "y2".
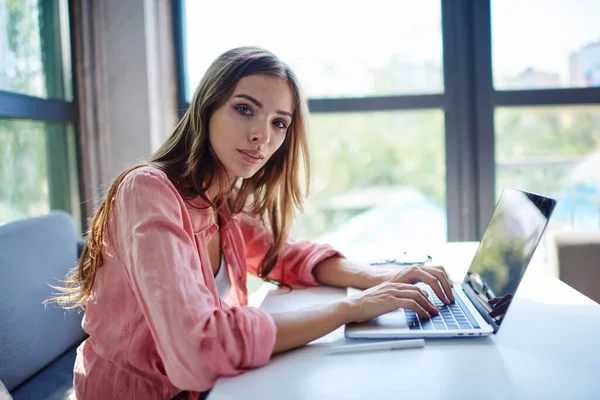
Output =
[
  {"x1": 0, "y1": 0, "x2": 80, "y2": 226},
  {"x1": 174, "y1": 0, "x2": 600, "y2": 255}
]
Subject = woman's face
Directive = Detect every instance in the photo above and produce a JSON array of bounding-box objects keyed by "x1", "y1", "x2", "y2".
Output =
[{"x1": 209, "y1": 74, "x2": 294, "y2": 180}]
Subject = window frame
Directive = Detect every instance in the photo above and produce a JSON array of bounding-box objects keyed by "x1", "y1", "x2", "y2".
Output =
[{"x1": 0, "y1": 0, "x2": 83, "y2": 228}]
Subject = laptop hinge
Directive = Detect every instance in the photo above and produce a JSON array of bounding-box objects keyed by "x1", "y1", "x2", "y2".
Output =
[{"x1": 461, "y1": 283, "x2": 500, "y2": 333}]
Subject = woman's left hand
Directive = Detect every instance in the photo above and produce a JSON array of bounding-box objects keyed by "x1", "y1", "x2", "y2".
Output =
[
  {"x1": 381, "y1": 264, "x2": 455, "y2": 304},
  {"x1": 312, "y1": 257, "x2": 455, "y2": 304}
]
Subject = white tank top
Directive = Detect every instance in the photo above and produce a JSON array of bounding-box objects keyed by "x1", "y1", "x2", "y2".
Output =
[{"x1": 214, "y1": 253, "x2": 230, "y2": 298}]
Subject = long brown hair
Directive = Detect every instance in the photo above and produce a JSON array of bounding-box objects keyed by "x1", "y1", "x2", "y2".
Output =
[{"x1": 49, "y1": 47, "x2": 311, "y2": 309}]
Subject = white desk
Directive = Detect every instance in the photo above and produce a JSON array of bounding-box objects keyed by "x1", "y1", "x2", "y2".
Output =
[{"x1": 210, "y1": 243, "x2": 600, "y2": 400}]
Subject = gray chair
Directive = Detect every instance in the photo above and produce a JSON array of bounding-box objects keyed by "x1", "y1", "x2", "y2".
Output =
[
  {"x1": 547, "y1": 230, "x2": 600, "y2": 304},
  {"x1": 0, "y1": 211, "x2": 87, "y2": 399}
]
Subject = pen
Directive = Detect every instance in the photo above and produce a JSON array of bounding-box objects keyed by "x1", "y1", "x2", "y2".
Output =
[{"x1": 326, "y1": 338, "x2": 425, "y2": 355}]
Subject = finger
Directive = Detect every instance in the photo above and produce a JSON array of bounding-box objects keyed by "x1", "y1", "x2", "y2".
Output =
[
  {"x1": 406, "y1": 266, "x2": 451, "y2": 305},
  {"x1": 392, "y1": 285, "x2": 439, "y2": 314},
  {"x1": 423, "y1": 266, "x2": 455, "y2": 303},
  {"x1": 391, "y1": 282, "x2": 429, "y2": 298},
  {"x1": 395, "y1": 298, "x2": 431, "y2": 319},
  {"x1": 430, "y1": 265, "x2": 454, "y2": 287},
  {"x1": 395, "y1": 288, "x2": 439, "y2": 316},
  {"x1": 425, "y1": 266, "x2": 454, "y2": 299},
  {"x1": 390, "y1": 282, "x2": 436, "y2": 309}
]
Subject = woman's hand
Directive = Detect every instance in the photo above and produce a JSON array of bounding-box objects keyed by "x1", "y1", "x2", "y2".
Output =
[
  {"x1": 273, "y1": 262, "x2": 453, "y2": 354},
  {"x1": 344, "y1": 282, "x2": 440, "y2": 323},
  {"x1": 312, "y1": 257, "x2": 455, "y2": 305},
  {"x1": 383, "y1": 264, "x2": 455, "y2": 305}
]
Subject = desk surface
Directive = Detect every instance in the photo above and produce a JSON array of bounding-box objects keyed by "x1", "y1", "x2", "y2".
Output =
[{"x1": 210, "y1": 242, "x2": 600, "y2": 400}]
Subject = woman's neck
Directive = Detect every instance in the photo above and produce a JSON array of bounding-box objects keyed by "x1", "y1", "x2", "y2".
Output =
[
  {"x1": 205, "y1": 184, "x2": 221, "y2": 205},
  {"x1": 205, "y1": 176, "x2": 236, "y2": 208}
]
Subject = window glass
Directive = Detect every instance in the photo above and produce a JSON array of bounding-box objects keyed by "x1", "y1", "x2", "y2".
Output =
[
  {"x1": 297, "y1": 109, "x2": 446, "y2": 251},
  {"x1": 492, "y1": 0, "x2": 600, "y2": 90},
  {"x1": 183, "y1": 0, "x2": 443, "y2": 100},
  {"x1": 0, "y1": 0, "x2": 73, "y2": 100},
  {"x1": 495, "y1": 106, "x2": 600, "y2": 231},
  {"x1": 0, "y1": 118, "x2": 79, "y2": 225}
]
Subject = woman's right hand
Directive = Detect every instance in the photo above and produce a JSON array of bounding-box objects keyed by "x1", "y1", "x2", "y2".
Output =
[
  {"x1": 271, "y1": 282, "x2": 440, "y2": 354},
  {"x1": 344, "y1": 282, "x2": 440, "y2": 323}
]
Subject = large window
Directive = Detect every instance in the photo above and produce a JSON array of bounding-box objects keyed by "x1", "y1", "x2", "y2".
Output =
[
  {"x1": 174, "y1": 0, "x2": 600, "y2": 254},
  {"x1": 0, "y1": 0, "x2": 80, "y2": 226}
]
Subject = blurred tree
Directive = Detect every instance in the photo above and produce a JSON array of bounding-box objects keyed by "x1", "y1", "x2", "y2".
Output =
[
  {"x1": 0, "y1": 0, "x2": 49, "y2": 223},
  {"x1": 298, "y1": 60, "x2": 600, "y2": 239}
]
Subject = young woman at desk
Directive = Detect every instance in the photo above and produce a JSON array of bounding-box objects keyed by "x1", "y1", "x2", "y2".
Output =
[{"x1": 50, "y1": 47, "x2": 454, "y2": 400}]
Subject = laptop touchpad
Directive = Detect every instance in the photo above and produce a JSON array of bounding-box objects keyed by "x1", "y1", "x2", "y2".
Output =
[
  {"x1": 346, "y1": 287, "x2": 409, "y2": 329},
  {"x1": 360, "y1": 309, "x2": 409, "y2": 329}
]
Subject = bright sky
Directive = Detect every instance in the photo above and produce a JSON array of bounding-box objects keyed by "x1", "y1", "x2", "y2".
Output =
[
  {"x1": 492, "y1": 0, "x2": 600, "y2": 78},
  {"x1": 184, "y1": 0, "x2": 442, "y2": 98},
  {"x1": 184, "y1": 0, "x2": 600, "y2": 98}
]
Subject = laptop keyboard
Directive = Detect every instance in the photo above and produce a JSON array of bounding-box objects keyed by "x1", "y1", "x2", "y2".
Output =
[{"x1": 405, "y1": 284, "x2": 480, "y2": 330}]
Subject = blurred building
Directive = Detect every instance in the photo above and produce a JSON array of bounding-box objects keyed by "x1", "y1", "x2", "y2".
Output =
[
  {"x1": 511, "y1": 67, "x2": 561, "y2": 89},
  {"x1": 569, "y1": 41, "x2": 600, "y2": 87}
]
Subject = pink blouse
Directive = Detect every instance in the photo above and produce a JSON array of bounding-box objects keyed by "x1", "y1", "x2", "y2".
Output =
[{"x1": 73, "y1": 166, "x2": 341, "y2": 399}]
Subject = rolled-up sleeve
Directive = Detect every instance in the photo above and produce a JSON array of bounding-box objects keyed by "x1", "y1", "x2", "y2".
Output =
[
  {"x1": 239, "y1": 215, "x2": 343, "y2": 287},
  {"x1": 114, "y1": 169, "x2": 276, "y2": 390}
]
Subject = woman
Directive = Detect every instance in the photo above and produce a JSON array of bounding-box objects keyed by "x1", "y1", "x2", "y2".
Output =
[{"x1": 50, "y1": 47, "x2": 454, "y2": 399}]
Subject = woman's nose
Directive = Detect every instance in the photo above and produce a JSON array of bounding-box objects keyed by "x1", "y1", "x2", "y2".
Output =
[{"x1": 249, "y1": 121, "x2": 270, "y2": 144}]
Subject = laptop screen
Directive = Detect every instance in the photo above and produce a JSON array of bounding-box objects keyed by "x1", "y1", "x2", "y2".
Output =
[{"x1": 462, "y1": 189, "x2": 556, "y2": 326}]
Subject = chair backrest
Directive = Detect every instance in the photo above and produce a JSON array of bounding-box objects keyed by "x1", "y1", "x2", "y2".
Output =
[
  {"x1": 0, "y1": 211, "x2": 87, "y2": 391},
  {"x1": 547, "y1": 230, "x2": 600, "y2": 304}
]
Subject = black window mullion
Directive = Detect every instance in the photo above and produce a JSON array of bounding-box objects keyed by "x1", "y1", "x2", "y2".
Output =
[
  {"x1": 472, "y1": 0, "x2": 496, "y2": 238},
  {"x1": 68, "y1": 0, "x2": 86, "y2": 229},
  {"x1": 307, "y1": 94, "x2": 444, "y2": 114},
  {"x1": 442, "y1": 0, "x2": 479, "y2": 242},
  {"x1": 0, "y1": 91, "x2": 76, "y2": 123},
  {"x1": 494, "y1": 87, "x2": 600, "y2": 107},
  {"x1": 172, "y1": 0, "x2": 189, "y2": 119},
  {"x1": 39, "y1": 0, "x2": 72, "y2": 214}
]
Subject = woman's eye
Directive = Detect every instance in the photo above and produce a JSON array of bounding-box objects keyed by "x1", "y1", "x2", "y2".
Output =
[
  {"x1": 273, "y1": 120, "x2": 287, "y2": 129},
  {"x1": 236, "y1": 106, "x2": 252, "y2": 115}
]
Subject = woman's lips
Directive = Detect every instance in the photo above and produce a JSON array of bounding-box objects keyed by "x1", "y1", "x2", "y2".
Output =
[{"x1": 238, "y1": 150, "x2": 263, "y2": 164}]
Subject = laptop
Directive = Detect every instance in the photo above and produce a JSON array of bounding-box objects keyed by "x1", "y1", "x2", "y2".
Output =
[{"x1": 345, "y1": 188, "x2": 557, "y2": 339}]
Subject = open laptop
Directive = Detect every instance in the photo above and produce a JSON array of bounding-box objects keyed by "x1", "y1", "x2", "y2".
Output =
[{"x1": 345, "y1": 188, "x2": 557, "y2": 339}]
